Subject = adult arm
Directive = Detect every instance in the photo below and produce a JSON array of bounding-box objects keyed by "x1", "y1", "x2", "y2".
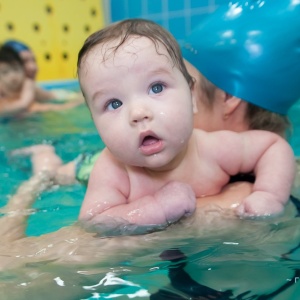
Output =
[
  {"x1": 0, "y1": 173, "x2": 53, "y2": 242},
  {"x1": 196, "y1": 181, "x2": 253, "y2": 210}
]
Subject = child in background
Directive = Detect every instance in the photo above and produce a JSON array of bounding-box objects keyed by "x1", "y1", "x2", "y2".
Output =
[
  {"x1": 0, "y1": 46, "x2": 83, "y2": 118},
  {"x1": 3, "y1": 40, "x2": 38, "y2": 80},
  {"x1": 3, "y1": 39, "x2": 82, "y2": 102},
  {"x1": 0, "y1": 46, "x2": 36, "y2": 117},
  {"x1": 75, "y1": 19, "x2": 295, "y2": 232}
]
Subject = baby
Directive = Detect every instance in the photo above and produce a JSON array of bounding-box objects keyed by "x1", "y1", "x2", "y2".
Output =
[
  {"x1": 75, "y1": 19, "x2": 295, "y2": 231},
  {"x1": 0, "y1": 46, "x2": 36, "y2": 117}
]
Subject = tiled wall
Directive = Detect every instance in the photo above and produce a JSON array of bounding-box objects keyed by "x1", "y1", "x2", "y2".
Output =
[
  {"x1": 109, "y1": 0, "x2": 229, "y2": 44},
  {"x1": 0, "y1": 0, "x2": 105, "y2": 80}
]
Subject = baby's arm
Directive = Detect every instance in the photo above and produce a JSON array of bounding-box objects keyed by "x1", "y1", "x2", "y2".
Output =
[
  {"x1": 79, "y1": 149, "x2": 196, "y2": 232},
  {"x1": 212, "y1": 130, "x2": 295, "y2": 216},
  {"x1": 239, "y1": 131, "x2": 295, "y2": 216}
]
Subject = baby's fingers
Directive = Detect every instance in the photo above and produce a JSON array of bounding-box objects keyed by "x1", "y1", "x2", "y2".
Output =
[{"x1": 236, "y1": 193, "x2": 284, "y2": 217}]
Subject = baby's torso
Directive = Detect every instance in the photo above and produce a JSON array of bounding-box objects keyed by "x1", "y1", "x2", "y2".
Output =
[{"x1": 124, "y1": 136, "x2": 230, "y2": 201}]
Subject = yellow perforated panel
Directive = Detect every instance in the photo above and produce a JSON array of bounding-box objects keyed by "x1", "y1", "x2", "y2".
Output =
[{"x1": 0, "y1": 0, "x2": 105, "y2": 81}]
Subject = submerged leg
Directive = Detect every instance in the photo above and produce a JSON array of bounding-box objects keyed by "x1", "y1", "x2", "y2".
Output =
[
  {"x1": 12, "y1": 144, "x2": 78, "y2": 185},
  {"x1": 11, "y1": 144, "x2": 62, "y2": 176}
]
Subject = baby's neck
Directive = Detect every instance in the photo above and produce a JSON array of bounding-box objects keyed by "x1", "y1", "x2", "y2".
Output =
[{"x1": 143, "y1": 136, "x2": 196, "y2": 176}]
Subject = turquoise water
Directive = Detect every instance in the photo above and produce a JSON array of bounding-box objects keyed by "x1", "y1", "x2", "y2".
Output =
[
  {"x1": 0, "y1": 83, "x2": 300, "y2": 299},
  {"x1": 0, "y1": 82, "x2": 103, "y2": 235}
]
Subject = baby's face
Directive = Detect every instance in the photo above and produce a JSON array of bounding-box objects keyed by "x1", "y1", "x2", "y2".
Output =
[
  {"x1": 19, "y1": 50, "x2": 38, "y2": 80},
  {"x1": 0, "y1": 62, "x2": 25, "y2": 97},
  {"x1": 79, "y1": 36, "x2": 195, "y2": 170}
]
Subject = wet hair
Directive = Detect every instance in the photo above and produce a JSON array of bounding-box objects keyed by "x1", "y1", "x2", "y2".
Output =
[
  {"x1": 0, "y1": 45, "x2": 23, "y2": 67},
  {"x1": 77, "y1": 18, "x2": 193, "y2": 87},
  {"x1": 198, "y1": 73, "x2": 290, "y2": 137}
]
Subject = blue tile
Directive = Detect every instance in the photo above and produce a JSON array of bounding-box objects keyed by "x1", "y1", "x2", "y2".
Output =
[
  {"x1": 169, "y1": 16, "x2": 186, "y2": 41},
  {"x1": 109, "y1": 0, "x2": 220, "y2": 40},
  {"x1": 190, "y1": 14, "x2": 211, "y2": 31},
  {"x1": 215, "y1": 0, "x2": 231, "y2": 5},
  {"x1": 168, "y1": 0, "x2": 185, "y2": 12},
  {"x1": 110, "y1": 0, "x2": 128, "y2": 21},
  {"x1": 190, "y1": 0, "x2": 210, "y2": 9},
  {"x1": 127, "y1": 2, "x2": 143, "y2": 18},
  {"x1": 147, "y1": 0, "x2": 164, "y2": 15}
]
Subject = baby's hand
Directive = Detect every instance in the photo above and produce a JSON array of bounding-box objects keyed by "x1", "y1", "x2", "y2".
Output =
[
  {"x1": 236, "y1": 191, "x2": 285, "y2": 217},
  {"x1": 155, "y1": 181, "x2": 196, "y2": 224}
]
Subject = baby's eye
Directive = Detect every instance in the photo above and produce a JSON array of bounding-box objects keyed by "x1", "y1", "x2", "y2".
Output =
[
  {"x1": 107, "y1": 99, "x2": 123, "y2": 110},
  {"x1": 150, "y1": 83, "x2": 164, "y2": 94}
]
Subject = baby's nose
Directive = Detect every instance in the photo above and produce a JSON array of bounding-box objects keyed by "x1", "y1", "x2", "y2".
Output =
[{"x1": 130, "y1": 106, "x2": 153, "y2": 125}]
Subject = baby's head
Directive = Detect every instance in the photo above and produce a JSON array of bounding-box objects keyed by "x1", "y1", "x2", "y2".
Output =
[
  {"x1": 77, "y1": 19, "x2": 196, "y2": 169},
  {"x1": 0, "y1": 46, "x2": 25, "y2": 98},
  {"x1": 77, "y1": 18, "x2": 193, "y2": 90},
  {"x1": 3, "y1": 40, "x2": 37, "y2": 80}
]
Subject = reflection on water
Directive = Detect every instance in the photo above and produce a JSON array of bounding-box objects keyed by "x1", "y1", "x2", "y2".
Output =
[{"x1": 0, "y1": 96, "x2": 299, "y2": 299}]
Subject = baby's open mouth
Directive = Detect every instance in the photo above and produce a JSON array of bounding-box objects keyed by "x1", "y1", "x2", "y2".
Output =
[
  {"x1": 139, "y1": 134, "x2": 163, "y2": 155},
  {"x1": 142, "y1": 135, "x2": 159, "y2": 146}
]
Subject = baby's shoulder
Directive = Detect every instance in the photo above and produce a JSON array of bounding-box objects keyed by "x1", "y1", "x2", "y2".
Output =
[
  {"x1": 192, "y1": 129, "x2": 216, "y2": 148},
  {"x1": 96, "y1": 148, "x2": 128, "y2": 174}
]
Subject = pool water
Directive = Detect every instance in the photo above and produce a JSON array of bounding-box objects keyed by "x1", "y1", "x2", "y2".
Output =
[{"x1": 0, "y1": 83, "x2": 300, "y2": 299}]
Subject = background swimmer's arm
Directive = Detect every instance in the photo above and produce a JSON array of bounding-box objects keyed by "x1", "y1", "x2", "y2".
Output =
[
  {"x1": 0, "y1": 78, "x2": 35, "y2": 117},
  {"x1": 34, "y1": 85, "x2": 57, "y2": 101},
  {"x1": 35, "y1": 86, "x2": 85, "y2": 102},
  {"x1": 28, "y1": 97, "x2": 83, "y2": 113}
]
